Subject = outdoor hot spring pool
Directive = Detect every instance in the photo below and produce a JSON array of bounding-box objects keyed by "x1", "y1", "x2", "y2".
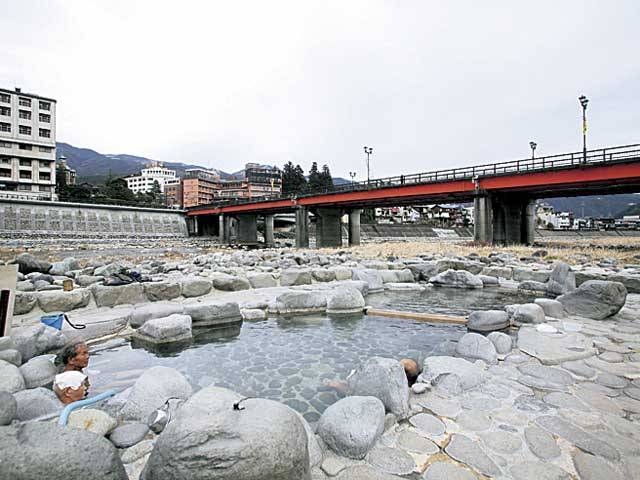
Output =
[{"x1": 88, "y1": 288, "x2": 537, "y2": 423}]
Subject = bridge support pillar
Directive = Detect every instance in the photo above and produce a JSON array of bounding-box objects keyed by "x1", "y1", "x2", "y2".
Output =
[
  {"x1": 348, "y1": 209, "x2": 361, "y2": 247},
  {"x1": 295, "y1": 207, "x2": 310, "y2": 248},
  {"x1": 219, "y1": 215, "x2": 225, "y2": 243},
  {"x1": 264, "y1": 214, "x2": 275, "y2": 247},
  {"x1": 316, "y1": 208, "x2": 343, "y2": 248},
  {"x1": 193, "y1": 216, "x2": 199, "y2": 236},
  {"x1": 236, "y1": 214, "x2": 258, "y2": 244},
  {"x1": 223, "y1": 215, "x2": 232, "y2": 244},
  {"x1": 474, "y1": 196, "x2": 493, "y2": 243},
  {"x1": 485, "y1": 194, "x2": 535, "y2": 245}
]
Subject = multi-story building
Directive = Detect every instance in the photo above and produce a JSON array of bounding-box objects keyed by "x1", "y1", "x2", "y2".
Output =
[
  {"x1": 164, "y1": 181, "x2": 183, "y2": 208},
  {"x1": 0, "y1": 87, "x2": 57, "y2": 200},
  {"x1": 56, "y1": 155, "x2": 76, "y2": 185},
  {"x1": 244, "y1": 163, "x2": 282, "y2": 198},
  {"x1": 182, "y1": 168, "x2": 220, "y2": 208},
  {"x1": 125, "y1": 163, "x2": 180, "y2": 194}
]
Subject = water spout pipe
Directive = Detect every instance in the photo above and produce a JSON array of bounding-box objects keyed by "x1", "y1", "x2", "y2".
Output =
[{"x1": 58, "y1": 389, "x2": 117, "y2": 426}]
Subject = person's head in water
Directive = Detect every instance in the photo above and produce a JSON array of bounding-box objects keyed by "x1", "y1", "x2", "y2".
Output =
[
  {"x1": 53, "y1": 371, "x2": 88, "y2": 404},
  {"x1": 400, "y1": 358, "x2": 421, "y2": 386},
  {"x1": 55, "y1": 342, "x2": 89, "y2": 372}
]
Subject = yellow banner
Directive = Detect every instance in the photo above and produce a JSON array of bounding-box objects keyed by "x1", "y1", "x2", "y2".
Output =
[{"x1": 583, "y1": 121, "x2": 588, "y2": 134}]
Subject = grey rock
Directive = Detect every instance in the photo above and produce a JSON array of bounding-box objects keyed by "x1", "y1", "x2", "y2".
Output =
[
  {"x1": 130, "y1": 302, "x2": 184, "y2": 328},
  {"x1": 143, "y1": 281, "x2": 181, "y2": 301},
  {"x1": 0, "y1": 391, "x2": 17, "y2": 425},
  {"x1": 94, "y1": 261, "x2": 131, "y2": 277},
  {"x1": 183, "y1": 300, "x2": 241, "y2": 327},
  {"x1": 351, "y1": 269, "x2": 384, "y2": 293},
  {"x1": 481, "y1": 266, "x2": 512, "y2": 279},
  {"x1": 560, "y1": 360, "x2": 596, "y2": 379},
  {"x1": 424, "y1": 461, "x2": 476, "y2": 480},
  {"x1": 430, "y1": 269, "x2": 483, "y2": 289},
  {"x1": 120, "y1": 439, "x2": 154, "y2": 464},
  {"x1": 37, "y1": 288, "x2": 91, "y2": 313},
  {"x1": 18, "y1": 355, "x2": 56, "y2": 389},
  {"x1": 241, "y1": 308, "x2": 267, "y2": 321},
  {"x1": 326, "y1": 287, "x2": 365, "y2": 314},
  {"x1": 455, "y1": 332, "x2": 497, "y2": 364},
  {"x1": 557, "y1": 280, "x2": 627, "y2": 320},
  {"x1": 518, "y1": 280, "x2": 549, "y2": 293},
  {"x1": 518, "y1": 364, "x2": 574, "y2": 387},
  {"x1": 91, "y1": 283, "x2": 147, "y2": 307},
  {"x1": 407, "y1": 262, "x2": 439, "y2": 281},
  {"x1": 14, "y1": 387, "x2": 61, "y2": 420},
  {"x1": 478, "y1": 274, "x2": 499, "y2": 286},
  {"x1": 329, "y1": 266, "x2": 353, "y2": 281},
  {"x1": 320, "y1": 456, "x2": 346, "y2": 476},
  {"x1": 109, "y1": 423, "x2": 150, "y2": 448},
  {"x1": 294, "y1": 411, "x2": 323, "y2": 467},
  {"x1": 68, "y1": 408, "x2": 117, "y2": 436},
  {"x1": 397, "y1": 429, "x2": 439, "y2": 454},
  {"x1": 536, "y1": 415, "x2": 619, "y2": 461},
  {"x1": 487, "y1": 331, "x2": 513, "y2": 354},
  {"x1": 14, "y1": 291, "x2": 37, "y2": 314},
  {"x1": 507, "y1": 303, "x2": 546, "y2": 325},
  {"x1": 543, "y1": 391, "x2": 589, "y2": 410},
  {"x1": 134, "y1": 314, "x2": 192, "y2": 344},
  {"x1": 280, "y1": 268, "x2": 313, "y2": 287},
  {"x1": 547, "y1": 262, "x2": 576, "y2": 295},
  {"x1": 180, "y1": 276, "x2": 213, "y2": 297},
  {"x1": 347, "y1": 357, "x2": 410, "y2": 418},
  {"x1": 313, "y1": 269, "x2": 337, "y2": 282},
  {"x1": 445, "y1": 434, "x2": 500, "y2": 477},
  {"x1": 335, "y1": 465, "x2": 401, "y2": 480},
  {"x1": 13, "y1": 253, "x2": 52, "y2": 274},
  {"x1": 513, "y1": 267, "x2": 551, "y2": 283},
  {"x1": 460, "y1": 396, "x2": 500, "y2": 411},
  {"x1": 534, "y1": 298, "x2": 566, "y2": 318},
  {"x1": 274, "y1": 290, "x2": 327, "y2": 315},
  {"x1": 609, "y1": 273, "x2": 640, "y2": 294},
  {"x1": 318, "y1": 396, "x2": 385, "y2": 459},
  {"x1": 468, "y1": 310, "x2": 509, "y2": 332},
  {"x1": 479, "y1": 430, "x2": 522, "y2": 454},
  {"x1": 142, "y1": 386, "x2": 310, "y2": 480},
  {"x1": 0, "y1": 359, "x2": 25, "y2": 393},
  {"x1": 517, "y1": 326, "x2": 596, "y2": 365},
  {"x1": 596, "y1": 372, "x2": 628, "y2": 389},
  {"x1": 455, "y1": 410, "x2": 492, "y2": 431},
  {"x1": 0, "y1": 422, "x2": 127, "y2": 479},
  {"x1": 408, "y1": 413, "x2": 445, "y2": 436},
  {"x1": 120, "y1": 366, "x2": 193, "y2": 421},
  {"x1": 573, "y1": 451, "x2": 623, "y2": 480},
  {"x1": 509, "y1": 461, "x2": 570, "y2": 480},
  {"x1": 0, "y1": 336, "x2": 15, "y2": 352},
  {"x1": 64, "y1": 308, "x2": 131, "y2": 344},
  {"x1": 366, "y1": 446, "x2": 415, "y2": 476},
  {"x1": 49, "y1": 257, "x2": 80, "y2": 276},
  {"x1": 11, "y1": 324, "x2": 66, "y2": 362},
  {"x1": 75, "y1": 275, "x2": 104, "y2": 287},
  {"x1": 0, "y1": 349, "x2": 21, "y2": 366},
  {"x1": 418, "y1": 396, "x2": 461, "y2": 418},
  {"x1": 210, "y1": 272, "x2": 250, "y2": 291},
  {"x1": 436, "y1": 258, "x2": 484, "y2": 274},
  {"x1": 418, "y1": 356, "x2": 485, "y2": 391},
  {"x1": 246, "y1": 272, "x2": 277, "y2": 288},
  {"x1": 524, "y1": 425, "x2": 560, "y2": 459},
  {"x1": 16, "y1": 280, "x2": 36, "y2": 292}
]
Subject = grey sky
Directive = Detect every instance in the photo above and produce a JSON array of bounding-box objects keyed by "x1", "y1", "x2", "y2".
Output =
[{"x1": 1, "y1": 1, "x2": 639, "y2": 178}]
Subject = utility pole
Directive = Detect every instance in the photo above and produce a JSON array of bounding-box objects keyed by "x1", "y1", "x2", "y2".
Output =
[
  {"x1": 579, "y1": 95, "x2": 589, "y2": 164},
  {"x1": 363, "y1": 146, "x2": 373, "y2": 183}
]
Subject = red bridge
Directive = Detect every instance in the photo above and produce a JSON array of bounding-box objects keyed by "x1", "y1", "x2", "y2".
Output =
[{"x1": 187, "y1": 143, "x2": 640, "y2": 246}]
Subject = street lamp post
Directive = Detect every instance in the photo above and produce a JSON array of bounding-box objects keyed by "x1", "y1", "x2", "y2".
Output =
[
  {"x1": 529, "y1": 141, "x2": 537, "y2": 160},
  {"x1": 363, "y1": 146, "x2": 373, "y2": 183},
  {"x1": 579, "y1": 95, "x2": 589, "y2": 164},
  {"x1": 349, "y1": 171, "x2": 356, "y2": 185}
]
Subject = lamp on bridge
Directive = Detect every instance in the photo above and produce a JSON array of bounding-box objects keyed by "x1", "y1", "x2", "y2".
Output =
[
  {"x1": 579, "y1": 95, "x2": 589, "y2": 164},
  {"x1": 529, "y1": 141, "x2": 537, "y2": 160},
  {"x1": 363, "y1": 146, "x2": 373, "y2": 184},
  {"x1": 349, "y1": 171, "x2": 356, "y2": 185}
]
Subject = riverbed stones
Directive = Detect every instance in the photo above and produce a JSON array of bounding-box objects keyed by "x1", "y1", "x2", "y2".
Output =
[
  {"x1": 18, "y1": 355, "x2": 56, "y2": 388},
  {"x1": 335, "y1": 465, "x2": 402, "y2": 480},
  {"x1": 0, "y1": 359, "x2": 25, "y2": 393},
  {"x1": 49, "y1": 257, "x2": 80, "y2": 276},
  {"x1": 419, "y1": 356, "x2": 485, "y2": 391},
  {"x1": 518, "y1": 363, "x2": 574, "y2": 390},
  {"x1": 13, "y1": 252, "x2": 52, "y2": 274},
  {"x1": 183, "y1": 299, "x2": 241, "y2": 326},
  {"x1": 180, "y1": 276, "x2": 213, "y2": 297},
  {"x1": 0, "y1": 422, "x2": 128, "y2": 479},
  {"x1": 445, "y1": 433, "x2": 501, "y2": 477},
  {"x1": 507, "y1": 303, "x2": 546, "y2": 325},
  {"x1": 68, "y1": 408, "x2": 118, "y2": 436},
  {"x1": 109, "y1": 422, "x2": 150, "y2": 448},
  {"x1": 513, "y1": 267, "x2": 551, "y2": 283},
  {"x1": 573, "y1": 450, "x2": 624, "y2": 480},
  {"x1": 524, "y1": 425, "x2": 561, "y2": 459},
  {"x1": 274, "y1": 290, "x2": 327, "y2": 315},
  {"x1": 318, "y1": 396, "x2": 385, "y2": 460},
  {"x1": 76, "y1": 274, "x2": 104, "y2": 287},
  {"x1": 366, "y1": 446, "x2": 415, "y2": 476},
  {"x1": 91, "y1": 283, "x2": 147, "y2": 307},
  {"x1": 130, "y1": 302, "x2": 183, "y2": 328},
  {"x1": 429, "y1": 269, "x2": 483, "y2": 289},
  {"x1": 0, "y1": 390, "x2": 17, "y2": 425},
  {"x1": 14, "y1": 291, "x2": 37, "y2": 314},
  {"x1": 143, "y1": 281, "x2": 181, "y2": 301},
  {"x1": 241, "y1": 308, "x2": 267, "y2": 321},
  {"x1": 456, "y1": 332, "x2": 498, "y2": 364},
  {"x1": 210, "y1": 272, "x2": 250, "y2": 291},
  {"x1": 313, "y1": 269, "x2": 337, "y2": 282},
  {"x1": 10, "y1": 323, "x2": 66, "y2": 362},
  {"x1": 281, "y1": 268, "x2": 313, "y2": 286},
  {"x1": 347, "y1": 357, "x2": 410, "y2": 418},
  {"x1": 547, "y1": 262, "x2": 576, "y2": 295},
  {"x1": 0, "y1": 349, "x2": 20, "y2": 367},
  {"x1": 467, "y1": 310, "x2": 509, "y2": 332},
  {"x1": 352, "y1": 269, "x2": 384, "y2": 293},
  {"x1": 37, "y1": 288, "x2": 92, "y2": 312},
  {"x1": 517, "y1": 327, "x2": 596, "y2": 365},
  {"x1": 557, "y1": 280, "x2": 627, "y2": 320},
  {"x1": 397, "y1": 428, "x2": 439, "y2": 453},
  {"x1": 120, "y1": 366, "x2": 193, "y2": 421},
  {"x1": 326, "y1": 287, "x2": 365, "y2": 314},
  {"x1": 479, "y1": 430, "x2": 522, "y2": 454},
  {"x1": 246, "y1": 272, "x2": 277, "y2": 288},
  {"x1": 509, "y1": 461, "x2": 570, "y2": 480},
  {"x1": 419, "y1": 396, "x2": 461, "y2": 418},
  {"x1": 134, "y1": 314, "x2": 192, "y2": 344},
  {"x1": 534, "y1": 298, "x2": 566, "y2": 318},
  {"x1": 409, "y1": 412, "x2": 445, "y2": 436},
  {"x1": 14, "y1": 386, "x2": 61, "y2": 420},
  {"x1": 423, "y1": 461, "x2": 476, "y2": 480},
  {"x1": 487, "y1": 331, "x2": 513, "y2": 354}
]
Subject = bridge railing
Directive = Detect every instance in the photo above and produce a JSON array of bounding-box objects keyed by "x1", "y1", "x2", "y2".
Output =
[{"x1": 189, "y1": 143, "x2": 640, "y2": 210}]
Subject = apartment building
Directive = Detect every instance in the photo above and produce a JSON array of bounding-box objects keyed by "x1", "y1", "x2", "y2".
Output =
[
  {"x1": 182, "y1": 168, "x2": 220, "y2": 208},
  {"x1": 125, "y1": 163, "x2": 180, "y2": 194},
  {"x1": 0, "y1": 87, "x2": 57, "y2": 200}
]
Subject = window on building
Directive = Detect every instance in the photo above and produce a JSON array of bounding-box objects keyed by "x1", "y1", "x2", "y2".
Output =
[
  {"x1": 38, "y1": 146, "x2": 52, "y2": 152},
  {"x1": 19, "y1": 110, "x2": 31, "y2": 120},
  {"x1": 39, "y1": 101, "x2": 51, "y2": 111},
  {"x1": 0, "y1": 94, "x2": 10, "y2": 103},
  {"x1": 19, "y1": 125, "x2": 31, "y2": 135},
  {"x1": 39, "y1": 128, "x2": 50, "y2": 138},
  {"x1": 0, "y1": 142, "x2": 11, "y2": 148},
  {"x1": 19, "y1": 144, "x2": 32, "y2": 151},
  {"x1": 39, "y1": 173, "x2": 51, "y2": 181},
  {"x1": 18, "y1": 97, "x2": 31, "y2": 107},
  {"x1": 39, "y1": 113, "x2": 50, "y2": 123},
  {"x1": 0, "y1": 169, "x2": 10, "y2": 177},
  {"x1": 18, "y1": 184, "x2": 31, "y2": 190},
  {"x1": 19, "y1": 159, "x2": 32, "y2": 167},
  {"x1": 0, "y1": 106, "x2": 10, "y2": 116},
  {"x1": 19, "y1": 171, "x2": 31, "y2": 179},
  {"x1": 0, "y1": 123, "x2": 11, "y2": 132},
  {"x1": 39, "y1": 185, "x2": 50, "y2": 192},
  {"x1": 38, "y1": 160, "x2": 50, "y2": 168}
]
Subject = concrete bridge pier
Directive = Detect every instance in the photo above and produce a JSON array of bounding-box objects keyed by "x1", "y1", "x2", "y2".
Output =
[
  {"x1": 475, "y1": 194, "x2": 535, "y2": 245},
  {"x1": 236, "y1": 213, "x2": 258, "y2": 244},
  {"x1": 295, "y1": 207, "x2": 309, "y2": 248},
  {"x1": 218, "y1": 215, "x2": 225, "y2": 243},
  {"x1": 264, "y1": 214, "x2": 275, "y2": 247},
  {"x1": 316, "y1": 208, "x2": 343, "y2": 248},
  {"x1": 474, "y1": 195, "x2": 493, "y2": 243},
  {"x1": 222, "y1": 215, "x2": 233, "y2": 244},
  {"x1": 348, "y1": 209, "x2": 361, "y2": 246}
]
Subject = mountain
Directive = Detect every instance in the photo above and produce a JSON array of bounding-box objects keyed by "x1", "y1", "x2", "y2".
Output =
[{"x1": 542, "y1": 194, "x2": 640, "y2": 219}]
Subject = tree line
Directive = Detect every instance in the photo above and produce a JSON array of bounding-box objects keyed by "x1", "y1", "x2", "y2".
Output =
[{"x1": 282, "y1": 161, "x2": 334, "y2": 196}]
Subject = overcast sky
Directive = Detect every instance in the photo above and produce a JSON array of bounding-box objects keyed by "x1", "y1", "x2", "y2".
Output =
[{"x1": 1, "y1": 1, "x2": 639, "y2": 178}]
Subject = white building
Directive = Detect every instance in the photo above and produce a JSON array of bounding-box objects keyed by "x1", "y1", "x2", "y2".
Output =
[
  {"x1": 125, "y1": 164, "x2": 180, "y2": 194},
  {"x1": 0, "y1": 87, "x2": 57, "y2": 200}
]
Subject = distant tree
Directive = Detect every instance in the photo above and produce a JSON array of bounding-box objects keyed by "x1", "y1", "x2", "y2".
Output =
[
  {"x1": 282, "y1": 161, "x2": 307, "y2": 195},
  {"x1": 307, "y1": 162, "x2": 322, "y2": 192},
  {"x1": 361, "y1": 208, "x2": 377, "y2": 224},
  {"x1": 103, "y1": 177, "x2": 136, "y2": 202},
  {"x1": 320, "y1": 164, "x2": 334, "y2": 191}
]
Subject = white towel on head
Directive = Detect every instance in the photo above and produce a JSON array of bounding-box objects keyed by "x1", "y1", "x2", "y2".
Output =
[{"x1": 54, "y1": 371, "x2": 87, "y2": 390}]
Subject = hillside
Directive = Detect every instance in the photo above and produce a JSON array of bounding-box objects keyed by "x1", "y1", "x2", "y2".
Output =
[{"x1": 543, "y1": 194, "x2": 640, "y2": 219}]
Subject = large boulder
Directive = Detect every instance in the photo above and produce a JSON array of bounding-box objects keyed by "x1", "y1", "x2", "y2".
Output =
[
  {"x1": 487, "y1": 331, "x2": 513, "y2": 354},
  {"x1": 329, "y1": 266, "x2": 353, "y2": 281},
  {"x1": 94, "y1": 262, "x2": 131, "y2": 277},
  {"x1": 13, "y1": 253, "x2": 52, "y2": 274},
  {"x1": 513, "y1": 268, "x2": 551, "y2": 283},
  {"x1": 18, "y1": 355, "x2": 57, "y2": 388},
  {"x1": 317, "y1": 396, "x2": 385, "y2": 460},
  {"x1": 14, "y1": 291, "x2": 37, "y2": 315},
  {"x1": 0, "y1": 359, "x2": 25, "y2": 393},
  {"x1": 507, "y1": 303, "x2": 546, "y2": 325},
  {"x1": 534, "y1": 298, "x2": 565, "y2": 318},
  {"x1": 134, "y1": 314, "x2": 192, "y2": 344},
  {"x1": 143, "y1": 281, "x2": 181, "y2": 301},
  {"x1": 557, "y1": 280, "x2": 627, "y2": 320},
  {"x1": 130, "y1": 302, "x2": 184, "y2": 328},
  {"x1": 141, "y1": 386, "x2": 310, "y2": 480},
  {"x1": 429, "y1": 269, "x2": 483, "y2": 289},
  {"x1": 10, "y1": 324, "x2": 66, "y2": 362},
  {"x1": 247, "y1": 272, "x2": 277, "y2": 289},
  {"x1": 37, "y1": 288, "x2": 91, "y2": 313},
  {"x1": 436, "y1": 259, "x2": 484, "y2": 274},
  {"x1": 0, "y1": 391, "x2": 17, "y2": 425},
  {"x1": 406, "y1": 262, "x2": 439, "y2": 281},
  {"x1": 108, "y1": 423, "x2": 150, "y2": 448},
  {"x1": 75, "y1": 275, "x2": 104, "y2": 287},
  {"x1": 14, "y1": 387, "x2": 62, "y2": 420},
  {"x1": 180, "y1": 277, "x2": 212, "y2": 297},
  {"x1": 273, "y1": 291, "x2": 327, "y2": 315},
  {"x1": 91, "y1": 283, "x2": 147, "y2": 307},
  {"x1": 609, "y1": 273, "x2": 640, "y2": 294},
  {"x1": 0, "y1": 422, "x2": 127, "y2": 479},
  {"x1": 68, "y1": 409, "x2": 118, "y2": 436},
  {"x1": 280, "y1": 269, "x2": 313, "y2": 287},
  {"x1": 120, "y1": 366, "x2": 193, "y2": 421},
  {"x1": 210, "y1": 272, "x2": 250, "y2": 291},
  {"x1": 63, "y1": 307, "x2": 132, "y2": 343},
  {"x1": 351, "y1": 269, "x2": 384, "y2": 293},
  {"x1": 467, "y1": 310, "x2": 509, "y2": 332},
  {"x1": 418, "y1": 356, "x2": 485, "y2": 391},
  {"x1": 312, "y1": 269, "x2": 337, "y2": 283},
  {"x1": 546, "y1": 262, "x2": 576, "y2": 295},
  {"x1": 347, "y1": 357, "x2": 410, "y2": 418},
  {"x1": 455, "y1": 333, "x2": 497, "y2": 365},
  {"x1": 326, "y1": 288, "x2": 365, "y2": 314},
  {"x1": 49, "y1": 257, "x2": 80, "y2": 276},
  {"x1": 183, "y1": 300, "x2": 242, "y2": 327},
  {"x1": 481, "y1": 266, "x2": 513, "y2": 279}
]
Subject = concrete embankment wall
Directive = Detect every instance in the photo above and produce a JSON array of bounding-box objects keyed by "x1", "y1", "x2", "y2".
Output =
[
  {"x1": 359, "y1": 224, "x2": 473, "y2": 240},
  {"x1": 0, "y1": 198, "x2": 188, "y2": 238}
]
